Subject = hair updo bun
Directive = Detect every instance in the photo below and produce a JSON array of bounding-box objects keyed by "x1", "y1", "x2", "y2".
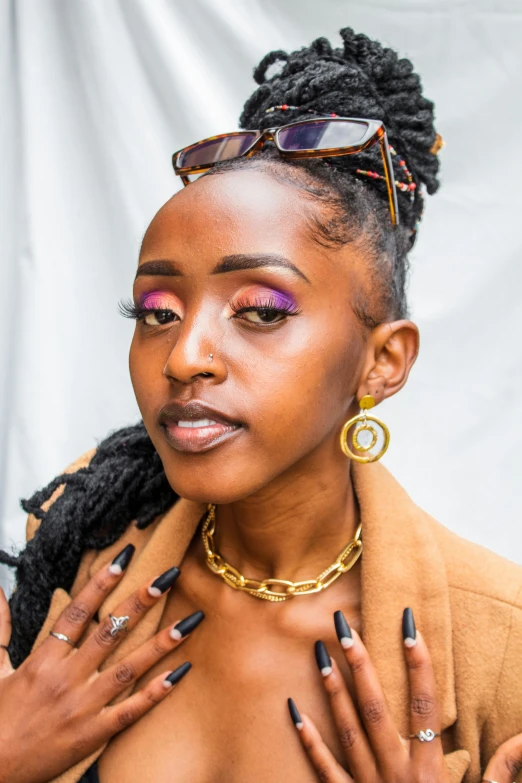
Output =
[
  {"x1": 241, "y1": 28, "x2": 440, "y2": 233},
  {"x1": 207, "y1": 27, "x2": 442, "y2": 326}
]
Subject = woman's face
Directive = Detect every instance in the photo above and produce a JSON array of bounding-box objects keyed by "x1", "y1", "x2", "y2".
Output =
[{"x1": 129, "y1": 170, "x2": 377, "y2": 503}]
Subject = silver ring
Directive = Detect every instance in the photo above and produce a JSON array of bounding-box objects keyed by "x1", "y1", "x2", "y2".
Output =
[
  {"x1": 108, "y1": 614, "x2": 129, "y2": 637},
  {"x1": 409, "y1": 729, "x2": 441, "y2": 742},
  {"x1": 49, "y1": 631, "x2": 75, "y2": 647}
]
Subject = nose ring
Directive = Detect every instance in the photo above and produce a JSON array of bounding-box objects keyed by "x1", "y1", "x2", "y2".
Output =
[{"x1": 208, "y1": 353, "x2": 213, "y2": 362}]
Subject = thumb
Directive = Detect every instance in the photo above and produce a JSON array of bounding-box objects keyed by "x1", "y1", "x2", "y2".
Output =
[
  {"x1": 483, "y1": 734, "x2": 522, "y2": 783},
  {"x1": 0, "y1": 586, "x2": 14, "y2": 676}
]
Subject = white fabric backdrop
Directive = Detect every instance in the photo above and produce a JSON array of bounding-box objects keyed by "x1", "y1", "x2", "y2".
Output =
[{"x1": 1, "y1": 0, "x2": 521, "y2": 590}]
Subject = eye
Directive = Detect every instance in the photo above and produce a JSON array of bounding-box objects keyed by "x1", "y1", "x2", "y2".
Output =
[
  {"x1": 229, "y1": 293, "x2": 301, "y2": 327},
  {"x1": 239, "y1": 307, "x2": 288, "y2": 324},
  {"x1": 118, "y1": 299, "x2": 181, "y2": 327},
  {"x1": 143, "y1": 309, "x2": 178, "y2": 326}
]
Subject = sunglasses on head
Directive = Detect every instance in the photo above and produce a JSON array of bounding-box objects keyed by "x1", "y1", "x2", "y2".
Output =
[{"x1": 172, "y1": 116, "x2": 400, "y2": 226}]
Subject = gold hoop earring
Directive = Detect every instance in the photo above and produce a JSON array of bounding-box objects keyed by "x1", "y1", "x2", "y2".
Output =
[{"x1": 340, "y1": 394, "x2": 390, "y2": 463}]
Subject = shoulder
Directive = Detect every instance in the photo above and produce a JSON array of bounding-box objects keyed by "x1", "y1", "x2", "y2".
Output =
[
  {"x1": 26, "y1": 449, "x2": 96, "y2": 541},
  {"x1": 426, "y1": 512, "x2": 522, "y2": 609}
]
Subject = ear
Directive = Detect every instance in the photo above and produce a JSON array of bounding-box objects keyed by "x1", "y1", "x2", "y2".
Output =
[{"x1": 356, "y1": 320, "x2": 419, "y2": 405}]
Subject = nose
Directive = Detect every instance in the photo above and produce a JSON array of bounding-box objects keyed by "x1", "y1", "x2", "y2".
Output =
[{"x1": 162, "y1": 312, "x2": 226, "y2": 386}]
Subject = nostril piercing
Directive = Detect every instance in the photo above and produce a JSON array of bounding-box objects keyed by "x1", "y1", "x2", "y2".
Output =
[{"x1": 208, "y1": 353, "x2": 213, "y2": 362}]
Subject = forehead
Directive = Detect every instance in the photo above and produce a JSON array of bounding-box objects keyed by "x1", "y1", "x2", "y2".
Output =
[
  {"x1": 141, "y1": 171, "x2": 319, "y2": 257},
  {"x1": 139, "y1": 170, "x2": 368, "y2": 300}
]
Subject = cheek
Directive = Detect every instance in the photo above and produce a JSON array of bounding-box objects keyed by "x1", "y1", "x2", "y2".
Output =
[
  {"x1": 240, "y1": 321, "x2": 362, "y2": 441},
  {"x1": 129, "y1": 332, "x2": 165, "y2": 418}
]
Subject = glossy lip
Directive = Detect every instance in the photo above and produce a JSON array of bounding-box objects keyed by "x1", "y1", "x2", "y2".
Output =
[{"x1": 158, "y1": 400, "x2": 243, "y2": 454}]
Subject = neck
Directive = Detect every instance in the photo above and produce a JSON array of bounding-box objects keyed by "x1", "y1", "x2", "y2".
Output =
[{"x1": 213, "y1": 450, "x2": 359, "y2": 582}]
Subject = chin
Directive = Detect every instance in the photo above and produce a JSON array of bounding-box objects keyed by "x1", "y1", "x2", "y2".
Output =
[{"x1": 163, "y1": 465, "x2": 266, "y2": 506}]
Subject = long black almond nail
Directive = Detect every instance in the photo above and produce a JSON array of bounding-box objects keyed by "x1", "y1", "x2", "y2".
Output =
[
  {"x1": 402, "y1": 607, "x2": 417, "y2": 648},
  {"x1": 148, "y1": 566, "x2": 181, "y2": 597},
  {"x1": 334, "y1": 610, "x2": 354, "y2": 650},
  {"x1": 288, "y1": 697, "x2": 303, "y2": 729},
  {"x1": 170, "y1": 610, "x2": 205, "y2": 640},
  {"x1": 314, "y1": 640, "x2": 332, "y2": 676},
  {"x1": 163, "y1": 661, "x2": 192, "y2": 688},
  {"x1": 109, "y1": 544, "x2": 135, "y2": 575}
]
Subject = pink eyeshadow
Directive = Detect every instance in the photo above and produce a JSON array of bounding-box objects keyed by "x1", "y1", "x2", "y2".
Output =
[{"x1": 141, "y1": 290, "x2": 175, "y2": 309}]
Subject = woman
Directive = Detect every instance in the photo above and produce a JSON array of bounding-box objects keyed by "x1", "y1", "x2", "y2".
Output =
[{"x1": 1, "y1": 26, "x2": 521, "y2": 783}]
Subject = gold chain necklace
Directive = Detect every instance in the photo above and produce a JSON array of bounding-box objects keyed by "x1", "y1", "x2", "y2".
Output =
[{"x1": 201, "y1": 504, "x2": 363, "y2": 602}]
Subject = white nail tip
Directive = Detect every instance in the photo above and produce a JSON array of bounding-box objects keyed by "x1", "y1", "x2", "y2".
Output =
[
  {"x1": 404, "y1": 637, "x2": 417, "y2": 648},
  {"x1": 169, "y1": 628, "x2": 182, "y2": 641},
  {"x1": 147, "y1": 586, "x2": 162, "y2": 598},
  {"x1": 341, "y1": 637, "x2": 354, "y2": 649},
  {"x1": 108, "y1": 563, "x2": 122, "y2": 575},
  {"x1": 321, "y1": 666, "x2": 333, "y2": 677}
]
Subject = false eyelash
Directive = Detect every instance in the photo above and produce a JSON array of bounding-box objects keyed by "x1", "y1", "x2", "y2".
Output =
[
  {"x1": 229, "y1": 295, "x2": 301, "y2": 316},
  {"x1": 118, "y1": 298, "x2": 173, "y2": 321}
]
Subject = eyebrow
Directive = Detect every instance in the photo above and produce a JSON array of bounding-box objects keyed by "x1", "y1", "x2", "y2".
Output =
[
  {"x1": 212, "y1": 253, "x2": 310, "y2": 283},
  {"x1": 135, "y1": 260, "x2": 183, "y2": 279},
  {"x1": 135, "y1": 253, "x2": 310, "y2": 283}
]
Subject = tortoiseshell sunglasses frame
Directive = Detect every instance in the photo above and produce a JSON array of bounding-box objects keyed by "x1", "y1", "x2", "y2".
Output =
[{"x1": 172, "y1": 117, "x2": 399, "y2": 226}]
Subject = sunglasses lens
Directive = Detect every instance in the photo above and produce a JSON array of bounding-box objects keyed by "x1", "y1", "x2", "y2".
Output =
[
  {"x1": 177, "y1": 132, "x2": 258, "y2": 168},
  {"x1": 277, "y1": 120, "x2": 370, "y2": 152}
]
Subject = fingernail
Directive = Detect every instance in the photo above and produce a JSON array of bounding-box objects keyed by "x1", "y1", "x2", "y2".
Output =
[
  {"x1": 334, "y1": 610, "x2": 353, "y2": 649},
  {"x1": 109, "y1": 544, "x2": 136, "y2": 575},
  {"x1": 402, "y1": 607, "x2": 417, "y2": 647},
  {"x1": 314, "y1": 640, "x2": 332, "y2": 677},
  {"x1": 163, "y1": 661, "x2": 192, "y2": 688},
  {"x1": 170, "y1": 610, "x2": 205, "y2": 640},
  {"x1": 287, "y1": 697, "x2": 303, "y2": 729},
  {"x1": 148, "y1": 566, "x2": 181, "y2": 597}
]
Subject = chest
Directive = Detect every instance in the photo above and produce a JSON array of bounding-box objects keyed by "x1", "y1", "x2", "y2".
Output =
[{"x1": 97, "y1": 584, "x2": 360, "y2": 782}]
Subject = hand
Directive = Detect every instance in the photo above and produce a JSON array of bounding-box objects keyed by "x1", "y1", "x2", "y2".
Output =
[
  {"x1": 483, "y1": 734, "x2": 522, "y2": 783},
  {"x1": 288, "y1": 608, "x2": 449, "y2": 782},
  {"x1": 0, "y1": 545, "x2": 204, "y2": 783}
]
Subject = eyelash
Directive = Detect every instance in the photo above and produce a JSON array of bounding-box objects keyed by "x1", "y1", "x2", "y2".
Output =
[
  {"x1": 229, "y1": 296, "x2": 301, "y2": 318},
  {"x1": 118, "y1": 299, "x2": 179, "y2": 323},
  {"x1": 118, "y1": 295, "x2": 301, "y2": 326}
]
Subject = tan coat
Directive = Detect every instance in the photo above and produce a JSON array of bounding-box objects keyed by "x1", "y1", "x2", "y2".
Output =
[{"x1": 27, "y1": 451, "x2": 522, "y2": 783}]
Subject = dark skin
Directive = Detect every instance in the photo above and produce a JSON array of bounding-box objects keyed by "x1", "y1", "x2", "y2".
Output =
[
  {"x1": 0, "y1": 168, "x2": 519, "y2": 781},
  {"x1": 97, "y1": 169, "x2": 419, "y2": 781}
]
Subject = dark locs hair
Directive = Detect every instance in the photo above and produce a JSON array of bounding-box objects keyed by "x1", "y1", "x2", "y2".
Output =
[
  {"x1": 0, "y1": 423, "x2": 176, "y2": 667},
  {"x1": 0, "y1": 27, "x2": 440, "y2": 666},
  {"x1": 206, "y1": 27, "x2": 441, "y2": 327}
]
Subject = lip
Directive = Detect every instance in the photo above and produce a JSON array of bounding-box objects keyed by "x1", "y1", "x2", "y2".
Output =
[{"x1": 158, "y1": 400, "x2": 243, "y2": 454}]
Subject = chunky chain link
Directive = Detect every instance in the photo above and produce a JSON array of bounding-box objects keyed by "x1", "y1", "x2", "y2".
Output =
[{"x1": 201, "y1": 504, "x2": 362, "y2": 602}]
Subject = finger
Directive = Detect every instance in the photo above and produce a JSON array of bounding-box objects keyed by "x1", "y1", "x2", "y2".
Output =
[
  {"x1": 0, "y1": 587, "x2": 13, "y2": 676},
  {"x1": 401, "y1": 610, "x2": 442, "y2": 765},
  {"x1": 75, "y1": 566, "x2": 180, "y2": 672},
  {"x1": 483, "y1": 733, "x2": 522, "y2": 783},
  {"x1": 44, "y1": 544, "x2": 136, "y2": 657},
  {"x1": 94, "y1": 610, "x2": 204, "y2": 704},
  {"x1": 315, "y1": 641, "x2": 376, "y2": 779},
  {"x1": 100, "y1": 662, "x2": 191, "y2": 738},
  {"x1": 289, "y1": 706, "x2": 353, "y2": 783},
  {"x1": 0, "y1": 586, "x2": 12, "y2": 647},
  {"x1": 336, "y1": 625, "x2": 405, "y2": 775}
]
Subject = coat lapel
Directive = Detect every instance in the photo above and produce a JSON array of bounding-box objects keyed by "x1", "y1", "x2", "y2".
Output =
[
  {"x1": 353, "y1": 461, "x2": 457, "y2": 735},
  {"x1": 94, "y1": 497, "x2": 205, "y2": 668}
]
